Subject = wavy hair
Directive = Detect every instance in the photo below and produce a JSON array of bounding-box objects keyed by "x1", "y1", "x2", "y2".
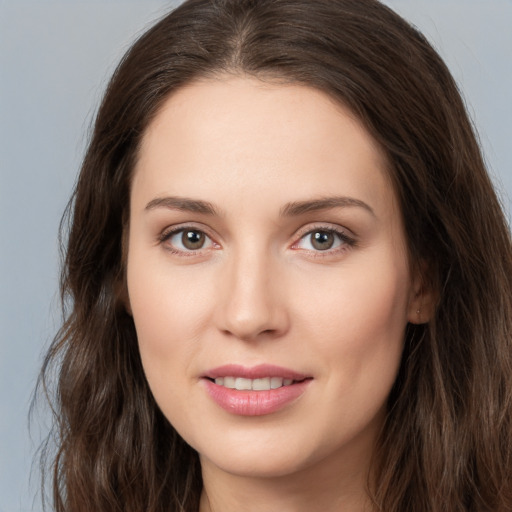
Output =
[{"x1": 39, "y1": 0, "x2": 512, "y2": 510}]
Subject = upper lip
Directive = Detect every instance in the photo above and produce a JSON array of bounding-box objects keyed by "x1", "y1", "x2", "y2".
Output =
[{"x1": 203, "y1": 364, "x2": 310, "y2": 381}]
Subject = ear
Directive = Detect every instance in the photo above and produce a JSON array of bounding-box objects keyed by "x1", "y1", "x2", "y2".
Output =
[
  {"x1": 121, "y1": 282, "x2": 133, "y2": 316},
  {"x1": 114, "y1": 275, "x2": 133, "y2": 316},
  {"x1": 407, "y1": 263, "x2": 437, "y2": 325}
]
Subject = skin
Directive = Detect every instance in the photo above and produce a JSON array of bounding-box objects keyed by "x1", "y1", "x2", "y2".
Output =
[{"x1": 126, "y1": 76, "x2": 428, "y2": 512}]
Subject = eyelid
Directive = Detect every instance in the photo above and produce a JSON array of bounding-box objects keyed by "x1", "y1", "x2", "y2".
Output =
[
  {"x1": 158, "y1": 223, "x2": 221, "y2": 255},
  {"x1": 290, "y1": 223, "x2": 357, "y2": 252},
  {"x1": 157, "y1": 222, "x2": 356, "y2": 257}
]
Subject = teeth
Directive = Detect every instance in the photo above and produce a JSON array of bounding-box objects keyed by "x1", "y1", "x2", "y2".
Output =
[
  {"x1": 213, "y1": 376, "x2": 295, "y2": 390},
  {"x1": 270, "y1": 377, "x2": 283, "y2": 389},
  {"x1": 235, "y1": 377, "x2": 252, "y2": 390},
  {"x1": 252, "y1": 377, "x2": 271, "y2": 390},
  {"x1": 223, "y1": 376, "x2": 236, "y2": 388}
]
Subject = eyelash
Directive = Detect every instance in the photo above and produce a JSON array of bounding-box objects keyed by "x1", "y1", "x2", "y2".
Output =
[
  {"x1": 159, "y1": 225, "x2": 218, "y2": 257},
  {"x1": 291, "y1": 225, "x2": 356, "y2": 257},
  {"x1": 158, "y1": 224, "x2": 356, "y2": 257}
]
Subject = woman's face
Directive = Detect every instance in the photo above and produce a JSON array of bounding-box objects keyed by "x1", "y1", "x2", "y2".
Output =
[{"x1": 127, "y1": 77, "x2": 423, "y2": 480}]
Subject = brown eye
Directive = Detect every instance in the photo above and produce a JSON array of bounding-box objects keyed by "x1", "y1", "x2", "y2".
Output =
[
  {"x1": 162, "y1": 228, "x2": 215, "y2": 254},
  {"x1": 310, "y1": 231, "x2": 335, "y2": 250},
  {"x1": 181, "y1": 230, "x2": 206, "y2": 250},
  {"x1": 294, "y1": 227, "x2": 353, "y2": 254}
]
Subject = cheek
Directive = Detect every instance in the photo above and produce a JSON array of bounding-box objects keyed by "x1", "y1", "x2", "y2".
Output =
[
  {"x1": 128, "y1": 252, "x2": 211, "y2": 347},
  {"x1": 288, "y1": 263, "x2": 408, "y2": 448},
  {"x1": 127, "y1": 263, "x2": 207, "y2": 434},
  {"x1": 127, "y1": 251, "x2": 229, "y2": 435},
  {"x1": 294, "y1": 257, "x2": 409, "y2": 387},
  {"x1": 304, "y1": 247, "x2": 409, "y2": 328}
]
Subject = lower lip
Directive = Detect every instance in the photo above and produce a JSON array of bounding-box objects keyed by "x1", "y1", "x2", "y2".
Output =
[{"x1": 203, "y1": 379, "x2": 311, "y2": 416}]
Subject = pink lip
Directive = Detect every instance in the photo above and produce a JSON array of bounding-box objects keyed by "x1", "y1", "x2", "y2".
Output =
[
  {"x1": 203, "y1": 364, "x2": 309, "y2": 381},
  {"x1": 201, "y1": 364, "x2": 312, "y2": 416}
]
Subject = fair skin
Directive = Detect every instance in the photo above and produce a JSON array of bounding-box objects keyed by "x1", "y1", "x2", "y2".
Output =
[{"x1": 127, "y1": 76, "x2": 428, "y2": 512}]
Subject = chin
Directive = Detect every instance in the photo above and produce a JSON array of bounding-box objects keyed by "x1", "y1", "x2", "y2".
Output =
[
  {"x1": 184, "y1": 405, "x2": 385, "y2": 483},
  {"x1": 190, "y1": 424, "x2": 345, "y2": 481},
  {"x1": 200, "y1": 449, "x2": 310, "y2": 479}
]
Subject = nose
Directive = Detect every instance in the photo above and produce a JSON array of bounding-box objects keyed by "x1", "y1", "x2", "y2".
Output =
[{"x1": 215, "y1": 249, "x2": 289, "y2": 341}]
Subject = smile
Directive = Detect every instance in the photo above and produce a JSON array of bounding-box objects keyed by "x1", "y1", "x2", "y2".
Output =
[
  {"x1": 202, "y1": 364, "x2": 312, "y2": 416},
  {"x1": 213, "y1": 376, "x2": 295, "y2": 390}
]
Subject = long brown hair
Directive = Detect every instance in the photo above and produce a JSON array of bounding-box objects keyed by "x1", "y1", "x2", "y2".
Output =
[{"x1": 39, "y1": 0, "x2": 512, "y2": 510}]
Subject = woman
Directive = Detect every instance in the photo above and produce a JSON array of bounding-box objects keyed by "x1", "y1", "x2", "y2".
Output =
[{"x1": 40, "y1": 0, "x2": 512, "y2": 511}]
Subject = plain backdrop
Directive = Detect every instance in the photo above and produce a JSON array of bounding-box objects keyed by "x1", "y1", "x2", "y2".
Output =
[{"x1": 1, "y1": 1, "x2": 511, "y2": 510}]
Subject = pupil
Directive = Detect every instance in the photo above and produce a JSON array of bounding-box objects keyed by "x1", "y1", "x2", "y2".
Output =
[
  {"x1": 312, "y1": 231, "x2": 334, "y2": 250},
  {"x1": 182, "y1": 230, "x2": 205, "y2": 250}
]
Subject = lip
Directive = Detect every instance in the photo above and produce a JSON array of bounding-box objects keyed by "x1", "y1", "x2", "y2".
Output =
[
  {"x1": 201, "y1": 364, "x2": 312, "y2": 416},
  {"x1": 203, "y1": 364, "x2": 309, "y2": 381}
]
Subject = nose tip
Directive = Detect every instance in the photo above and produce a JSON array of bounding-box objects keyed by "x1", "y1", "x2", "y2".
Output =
[
  {"x1": 221, "y1": 307, "x2": 282, "y2": 341},
  {"x1": 216, "y1": 257, "x2": 289, "y2": 341}
]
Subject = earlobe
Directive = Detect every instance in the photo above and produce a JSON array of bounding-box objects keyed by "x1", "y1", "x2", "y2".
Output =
[
  {"x1": 408, "y1": 302, "x2": 430, "y2": 325},
  {"x1": 407, "y1": 267, "x2": 437, "y2": 325},
  {"x1": 114, "y1": 275, "x2": 133, "y2": 316},
  {"x1": 121, "y1": 283, "x2": 133, "y2": 317},
  {"x1": 124, "y1": 294, "x2": 133, "y2": 316},
  {"x1": 408, "y1": 292, "x2": 434, "y2": 325}
]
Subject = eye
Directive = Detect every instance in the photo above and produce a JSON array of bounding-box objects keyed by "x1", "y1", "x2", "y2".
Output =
[
  {"x1": 161, "y1": 227, "x2": 216, "y2": 253},
  {"x1": 294, "y1": 228, "x2": 354, "y2": 252}
]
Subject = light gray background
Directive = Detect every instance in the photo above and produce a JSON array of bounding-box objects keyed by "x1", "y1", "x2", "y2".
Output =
[{"x1": 1, "y1": 1, "x2": 511, "y2": 511}]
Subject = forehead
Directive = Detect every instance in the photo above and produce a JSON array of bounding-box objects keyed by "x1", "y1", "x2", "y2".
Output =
[{"x1": 132, "y1": 76, "x2": 397, "y2": 221}]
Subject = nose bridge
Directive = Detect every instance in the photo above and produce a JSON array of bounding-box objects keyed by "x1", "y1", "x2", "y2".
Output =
[{"x1": 217, "y1": 241, "x2": 287, "y2": 340}]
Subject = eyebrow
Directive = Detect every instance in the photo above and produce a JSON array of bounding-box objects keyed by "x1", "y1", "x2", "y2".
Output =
[
  {"x1": 145, "y1": 196, "x2": 218, "y2": 215},
  {"x1": 280, "y1": 196, "x2": 375, "y2": 217},
  {"x1": 144, "y1": 195, "x2": 375, "y2": 218}
]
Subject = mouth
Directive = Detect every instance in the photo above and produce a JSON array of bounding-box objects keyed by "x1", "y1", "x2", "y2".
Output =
[
  {"x1": 206, "y1": 376, "x2": 305, "y2": 391},
  {"x1": 202, "y1": 363, "x2": 311, "y2": 388},
  {"x1": 201, "y1": 364, "x2": 312, "y2": 415}
]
